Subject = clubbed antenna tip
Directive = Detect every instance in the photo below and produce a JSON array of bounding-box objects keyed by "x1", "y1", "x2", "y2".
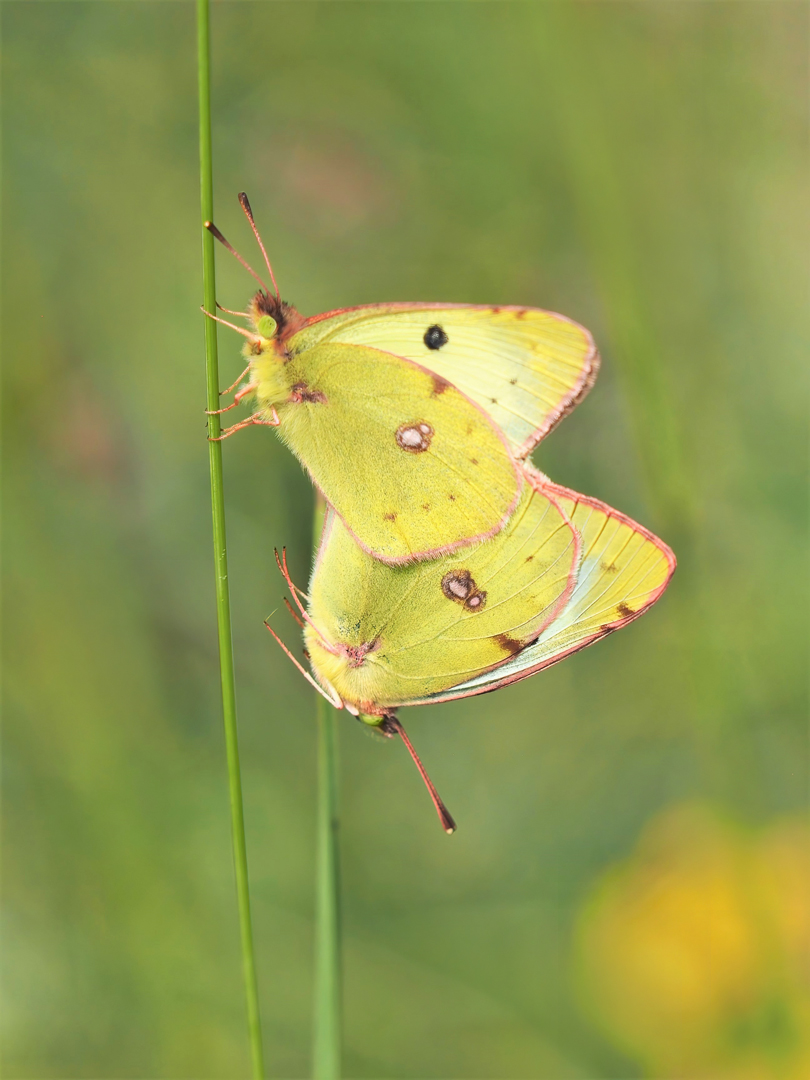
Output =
[
  {"x1": 237, "y1": 191, "x2": 280, "y2": 299},
  {"x1": 204, "y1": 218, "x2": 272, "y2": 296}
]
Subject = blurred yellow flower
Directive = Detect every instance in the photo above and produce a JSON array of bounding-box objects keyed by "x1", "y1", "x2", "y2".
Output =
[{"x1": 575, "y1": 803, "x2": 810, "y2": 1079}]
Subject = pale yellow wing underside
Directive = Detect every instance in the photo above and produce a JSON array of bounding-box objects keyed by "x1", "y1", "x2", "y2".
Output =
[
  {"x1": 397, "y1": 472, "x2": 676, "y2": 705},
  {"x1": 290, "y1": 303, "x2": 598, "y2": 458},
  {"x1": 305, "y1": 481, "x2": 579, "y2": 709},
  {"x1": 266, "y1": 342, "x2": 522, "y2": 564}
]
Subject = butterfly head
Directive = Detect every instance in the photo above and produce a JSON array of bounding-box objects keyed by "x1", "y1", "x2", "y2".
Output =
[{"x1": 250, "y1": 290, "x2": 306, "y2": 342}]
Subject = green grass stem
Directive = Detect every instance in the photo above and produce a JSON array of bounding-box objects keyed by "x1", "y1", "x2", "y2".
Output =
[
  {"x1": 312, "y1": 495, "x2": 342, "y2": 1080},
  {"x1": 197, "y1": 1, "x2": 265, "y2": 1075}
]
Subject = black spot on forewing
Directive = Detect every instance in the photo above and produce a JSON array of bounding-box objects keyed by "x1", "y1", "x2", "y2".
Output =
[
  {"x1": 441, "y1": 570, "x2": 487, "y2": 612},
  {"x1": 396, "y1": 422, "x2": 433, "y2": 453},
  {"x1": 601, "y1": 562, "x2": 618, "y2": 574},
  {"x1": 424, "y1": 324, "x2": 448, "y2": 350}
]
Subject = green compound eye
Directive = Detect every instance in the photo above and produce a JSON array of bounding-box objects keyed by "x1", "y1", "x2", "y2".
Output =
[{"x1": 256, "y1": 315, "x2": 277, "y2": 338}]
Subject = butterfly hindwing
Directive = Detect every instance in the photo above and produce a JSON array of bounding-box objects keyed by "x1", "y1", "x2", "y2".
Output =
[
  {"x1": 403, "y1": 472, "x2": 676, "y2": 705},
  {"x1": 305, "y1": 481, "x2": 580, "y2": 710},
  {"x1": 257, "y1": 341, "x2": 522, "y2": 564}
]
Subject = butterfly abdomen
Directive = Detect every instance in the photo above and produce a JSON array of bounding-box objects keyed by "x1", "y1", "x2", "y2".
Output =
[{"x1": 305, "y1": 626, "x2": 392, "y2": 709}]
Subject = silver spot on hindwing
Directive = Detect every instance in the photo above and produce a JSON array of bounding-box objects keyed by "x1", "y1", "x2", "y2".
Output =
[
  {"x1": 441, "y1": 569, "x2": 487, "y2": 612},
  {"x1": 396, "y1": 421, "x2": 434, "y2": 453}
]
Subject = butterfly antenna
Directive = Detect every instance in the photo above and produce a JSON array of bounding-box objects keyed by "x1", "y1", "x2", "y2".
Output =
[
  {"x1": 238, "y1": 192, "x2": 280, "y2": 299},
  {"x1": 274, "y1": 547, "x2": 338, "y2": 654},
  {"x1": 204, "y1": 220, "x2": 272, "y2": 295},
  {"x1": 385, "y1": 716, "x2": 457, "y2": 834},
  {"x1": 264, "y1": 619, "x2": 343, "y2": 708}
]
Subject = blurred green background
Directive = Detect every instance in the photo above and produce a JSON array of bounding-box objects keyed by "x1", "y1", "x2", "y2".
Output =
[{"x1": 2, "y1": 2, "x2": 807, "y2": 1077}]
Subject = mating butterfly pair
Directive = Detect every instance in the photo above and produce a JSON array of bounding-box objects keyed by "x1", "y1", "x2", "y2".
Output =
[{"x1": 206, "y1": 194, "x2": 675, "y2": 831}]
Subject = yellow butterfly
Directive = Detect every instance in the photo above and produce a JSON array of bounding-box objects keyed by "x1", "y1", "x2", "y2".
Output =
[
  {"x1": 268, "y1": 466, "x2": 675, "y2": 831},
  {"x1": 204, "y1": 194, "x2": 597, "y2": 564}
]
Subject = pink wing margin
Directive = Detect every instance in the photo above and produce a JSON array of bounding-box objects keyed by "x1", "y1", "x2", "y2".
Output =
[
  {"x1": 396, "y1": 469, "x2": 676, "y2": 707},
  {"x1": 298, "y1": 302, "x2": 600, "y2": 456}
]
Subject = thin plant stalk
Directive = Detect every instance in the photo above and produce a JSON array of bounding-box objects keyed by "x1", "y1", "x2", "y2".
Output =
[
  {"x1": 312, "y1": 494, "x2": 342, "y2": 1079},
  {"x1": 197, "y1": 1, "x2": 265, "y2": 1075}
]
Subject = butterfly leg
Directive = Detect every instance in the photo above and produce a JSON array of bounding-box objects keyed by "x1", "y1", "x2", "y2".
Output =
[
  {"x1": 284, "y1": 597, "x2": 305, "y2": 629},
  {"x1": 264, "y1": 619, "x2": 343, "y2": 708},
  {"x1": 220, "y1": 364, "x2": 251, "y2": 396},
  {"x1": 208, "y1": 409, "x2": 279, "y2": 441},
  {"x1": 274, "y1": 547, "x2": 337, "y2": 653},
  {"x1": 200, "y1": 306, "x2": 260, "y2": 344},
  {"x1": 216, "y1": 303, "x2": 252, "y2": 320},
  {"x1": 206, "y1": 384, "x2": 257, "y2": 415}
]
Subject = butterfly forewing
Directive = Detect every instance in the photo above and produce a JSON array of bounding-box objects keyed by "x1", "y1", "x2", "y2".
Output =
[{"x1": 290, "y1": 303, "x2": 598, "y2": 458}]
